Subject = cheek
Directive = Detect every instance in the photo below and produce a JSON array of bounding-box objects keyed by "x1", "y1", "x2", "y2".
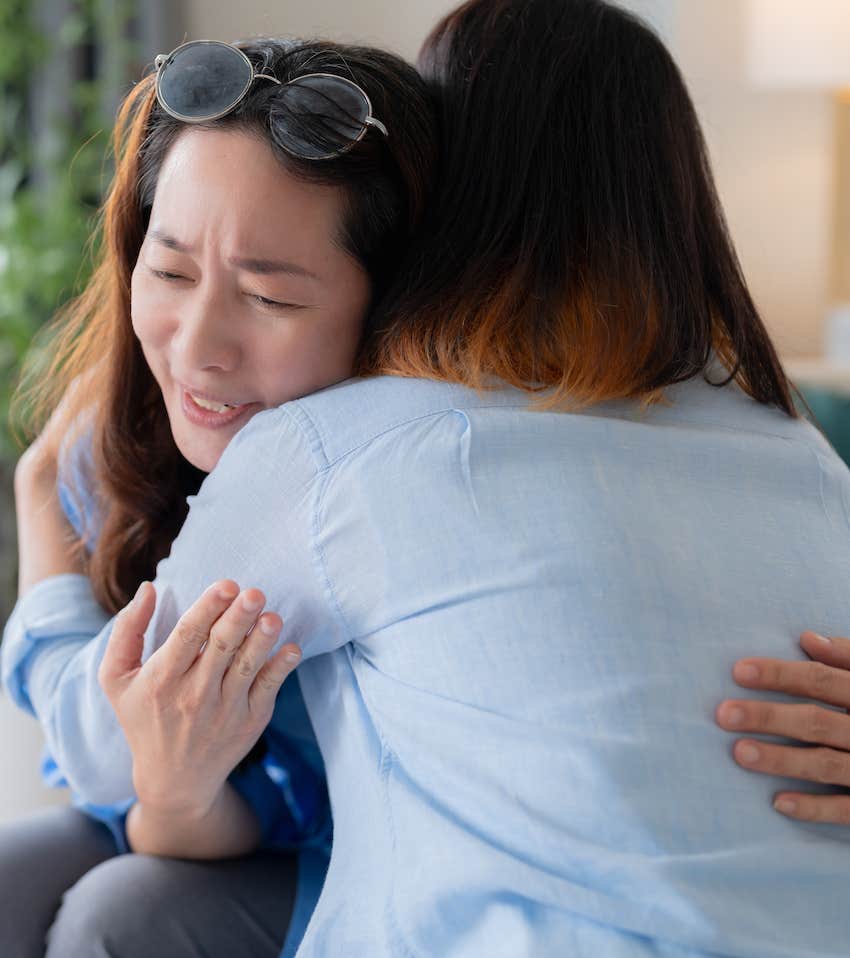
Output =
[
  {"x1": 130, "y1": 270, "x2": 169, "y2": 349},
  {"x1": 244, "y1": 326, "x2": 341, "y2": 408}
]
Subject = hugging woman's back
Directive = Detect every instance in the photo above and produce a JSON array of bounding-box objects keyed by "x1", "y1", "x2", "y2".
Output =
[{"x1": 4, "y1": 1, "x2": 850, "y2": 957}]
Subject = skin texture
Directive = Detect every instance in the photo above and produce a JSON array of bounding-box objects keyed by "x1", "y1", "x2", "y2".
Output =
[
  {"x1": 100, "y1": 579, "x2": 301, "y2": 858},
  {"x1": 716, "y1": 631, "x2": 850, "y2": 823},
  {"x1": 131, "y1": 126, "x2": 371, "y2": 473},
  {"x1": 14, "y1": 457, "x2": 84, "y2": 598}
]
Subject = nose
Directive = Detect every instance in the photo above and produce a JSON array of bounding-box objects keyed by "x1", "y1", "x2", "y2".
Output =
[{"x1": 172, "y1": 282, "x2": 241, "y2": 373}]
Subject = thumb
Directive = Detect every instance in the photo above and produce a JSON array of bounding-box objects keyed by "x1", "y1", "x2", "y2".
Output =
[{"x1": 98, "y1": 581, "x2": 156, "y2": 692}]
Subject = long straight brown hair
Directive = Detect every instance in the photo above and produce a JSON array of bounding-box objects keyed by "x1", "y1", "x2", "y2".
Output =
[
  {"x1": 11, "y1": 38, "x2": 437, "y2": 614},
  {"x1": 361, "y1": 0, "x2": 798, "y2": 417}
]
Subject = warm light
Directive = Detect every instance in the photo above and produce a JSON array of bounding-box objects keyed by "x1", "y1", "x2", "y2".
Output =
[{"x1": 746, "y1": 0, "x2": 850, "y2": 89}]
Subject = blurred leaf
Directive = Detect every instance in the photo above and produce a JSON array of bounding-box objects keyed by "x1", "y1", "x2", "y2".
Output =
[{"x1": 0, "y1": 0, "x2": 137, "y2": 460}]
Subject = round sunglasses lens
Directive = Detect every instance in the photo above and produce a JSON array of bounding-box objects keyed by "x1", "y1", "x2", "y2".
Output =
[
  {"x1": 274, "y1": 75, "x2": 370, "y2": 159},
  {"x1": 158, "y1": 42, "x2": 253, "y2": 120}
]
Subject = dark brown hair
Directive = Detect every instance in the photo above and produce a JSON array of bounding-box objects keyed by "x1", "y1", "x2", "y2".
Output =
[
  {"x1": 361, "y1": 0, "x2": 798, "y2": 417},
  {"x1": 11, "y1": 38, "x2": 437, "y2": 614}
]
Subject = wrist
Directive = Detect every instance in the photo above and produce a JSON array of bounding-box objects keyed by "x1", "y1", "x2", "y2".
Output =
[
  {"x1": 132, "y1": 775, "x2": 223, "y2": 823},
  {"x1": 126, "y1": 783, "x2": 261, "y2": 859},
  {"x1": 130, "y1": 794, "x2": 217, "y2": 831},
  {"x1": 14, "y1": 446, "x2": 58, "y2": 497}
]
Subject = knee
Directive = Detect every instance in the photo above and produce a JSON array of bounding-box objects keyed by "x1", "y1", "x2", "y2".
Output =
[{"x1": 46, "y1": 853, "x2": 180, "y2": 958}]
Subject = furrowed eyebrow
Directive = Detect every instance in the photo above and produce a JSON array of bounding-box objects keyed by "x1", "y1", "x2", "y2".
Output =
[
  {"x1": 226, "y1": 255, "x2": 319, "y2": 281},
  {"x1": 147, "y1": 229, "x2": 319, "y2": 281}
]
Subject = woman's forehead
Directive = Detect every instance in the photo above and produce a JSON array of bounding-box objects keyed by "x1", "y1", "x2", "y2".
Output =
[{"x1": 149, "y1": 127, "x2": 346, "y2": 272}]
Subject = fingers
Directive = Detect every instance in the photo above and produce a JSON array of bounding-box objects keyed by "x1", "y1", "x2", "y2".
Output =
[
  {"x1": 727, "y1": 655, "x2": 850, "y2": 710},
  {"x1": 772, "y1": 791, "x2": 850, "y2": 824},
  {"x1": 248, "y1": 641, "x2": 302, "y2": 716},
  {"x1": 799, "y1": 631, "x2": 850, "y2": 670},
  {"x1": 192, "y1": 587, "x2": 274, "y2": 689},
  {"x1": 718, "y1": 634, "x2": 850, "y2": 825},
  {"x1": 195, "y1": 587, "x2": 302, "y2": 709},
  {"x1": 157, "y1": 580, "x2": 242, "y2": 675},
  {"x1": 715, "y1": 699, "x2": 850, "y2": 750},
  {"x1": 219, "y1": 607, "x2": 285, "y2": 700},
  {"x1": 728, "y1": 737, "x2": 850, "y2": 788},
  {"x1": 98, "y1": 581, "x2": 156, "y2": 694},
  {"x1": 139, "y1": 580, "x2": 300, "y2": 717}
]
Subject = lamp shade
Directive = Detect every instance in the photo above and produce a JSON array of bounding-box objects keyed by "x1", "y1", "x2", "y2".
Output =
[{"x1": 746, "y1": 0, "x2": 850, "y2": 89}]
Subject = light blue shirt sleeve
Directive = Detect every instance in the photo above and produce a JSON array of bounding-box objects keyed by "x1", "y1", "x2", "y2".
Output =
[
  {"x1": 1, "y1": 573, "x2": 135, "y2": 849},
  {"x1": 0, "y1": 405, "x2": 335, "y2": 849},
  {"x1": 137, "y1": 403, "x2": 348, "y2": 663}
]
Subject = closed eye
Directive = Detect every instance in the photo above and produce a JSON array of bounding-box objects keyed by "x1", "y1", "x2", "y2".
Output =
[
  {"x1": 248, "y1": 294, "x2": 307, "y2": 312},
  {"x1": 149, "y1": 268, "x2": 306, "y2": 311},
  {"x1": 150, "y1": 268, "x2": 186, "y2": 282}
]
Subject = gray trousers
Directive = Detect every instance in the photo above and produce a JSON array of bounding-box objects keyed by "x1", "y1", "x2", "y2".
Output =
[{"x1": 0, "y1": 806, "x2": 297, "y2": 958}]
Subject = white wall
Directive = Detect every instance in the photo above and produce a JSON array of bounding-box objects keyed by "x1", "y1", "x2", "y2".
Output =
[
  {"x1": 0, "y1": 692, "x2": 68, "y2": 823},
  {"x1": 179, "y1": 0, "x2": 840, "y2": 352},
  {"x1": 181, "y1": 0, "x2": 457, "y2": 60}
]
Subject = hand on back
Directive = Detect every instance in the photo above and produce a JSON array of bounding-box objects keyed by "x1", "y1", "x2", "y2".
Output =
[
  {"x1": 98, "y1": 580, "x2": 302, "y2": 817},
  {"x1": 717, "y1": 631, "x2": 850, "y2": 824}
]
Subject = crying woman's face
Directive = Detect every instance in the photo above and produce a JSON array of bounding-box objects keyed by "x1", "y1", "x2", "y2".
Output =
[{"x1": 131, "y1": 126, "x2": 371, "y2": 473}]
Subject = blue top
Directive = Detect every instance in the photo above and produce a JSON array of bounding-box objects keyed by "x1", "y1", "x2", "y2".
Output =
[
  {"x1": 2, "y1": 427, "x2": 331, "y2": 958},
  {"x1": 5, "y1": 365, "x2": 850, "y2": 957}
]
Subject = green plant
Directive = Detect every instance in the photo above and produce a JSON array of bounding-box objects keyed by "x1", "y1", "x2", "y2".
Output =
[{"x1": 0, "y1": 0, "x2": 134, "y2": 459}]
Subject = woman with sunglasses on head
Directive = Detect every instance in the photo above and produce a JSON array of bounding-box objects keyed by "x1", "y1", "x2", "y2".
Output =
[
  {"x1": 5, "y1": 3, "x2": 850, "y2": 958},
  {"x1": 0, "y1": 36, "x2": 435, "y2": 958}
]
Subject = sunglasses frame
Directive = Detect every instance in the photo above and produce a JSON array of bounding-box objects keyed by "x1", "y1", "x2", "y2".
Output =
[{"x1": 153, "y1": 39, "x2": 388, "y2": 159}]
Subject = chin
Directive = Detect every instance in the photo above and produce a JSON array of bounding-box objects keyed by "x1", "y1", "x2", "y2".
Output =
[{"x1": 173, "y1": 432, "x2": 223, "y2": 475}]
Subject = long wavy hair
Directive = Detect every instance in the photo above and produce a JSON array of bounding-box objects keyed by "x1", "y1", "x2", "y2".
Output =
[
  {"x1": 11, "y1": 38, "x2": 437, "y2": 615},
  {"x1": 362, "y1": 0, "x2": 798, "y2": 417}
]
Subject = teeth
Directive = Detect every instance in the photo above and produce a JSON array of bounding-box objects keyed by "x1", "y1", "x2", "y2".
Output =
[{"x1": 190, "y1": 392, "x2": 237, "y2": 413}]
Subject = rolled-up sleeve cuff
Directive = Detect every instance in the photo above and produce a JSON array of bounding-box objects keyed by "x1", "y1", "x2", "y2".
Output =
[{"x1": 1, "y1": 574, "x2": 110, "y2": 715}]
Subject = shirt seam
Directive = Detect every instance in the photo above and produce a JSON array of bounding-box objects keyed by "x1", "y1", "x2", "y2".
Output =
[
  {"x1": 280, "y1": 405, "x2": 355, "y2": 643},
  {"x1": 289, "y1": 398, "x2": 822, "y2": 473},
  {"x1": 640, "y1": 414, "x2": 828, "y2": 449},
  {"x1": 349, "y1": 645, "x2": 420, "y2": 958},
  {"x1": 280, "y1": 401, "x2": 830, "y2": 648},
  {"x1": 283, "y1": 404, "x2": 422, "y2": 958},
  {"x1": 291, "y1": 400, "x2": 530, "y2": 471}
]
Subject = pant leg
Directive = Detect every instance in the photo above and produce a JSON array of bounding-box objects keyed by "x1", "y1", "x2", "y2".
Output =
[
  {"x1": 0, "y1": 805, "x2": 120, "y2": 958},
  {"x1": 45, "y1": 844, "x2": 298, "y2": 958}
]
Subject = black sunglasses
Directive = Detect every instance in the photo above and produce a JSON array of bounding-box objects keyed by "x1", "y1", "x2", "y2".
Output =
[{"x1": 154, "y1": 39, "x2": 389, "y2": 161}]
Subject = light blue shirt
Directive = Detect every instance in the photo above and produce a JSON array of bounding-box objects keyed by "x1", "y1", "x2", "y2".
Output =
[{"x1": 4, "y1": 365, "x2": 850, "y2": 957}]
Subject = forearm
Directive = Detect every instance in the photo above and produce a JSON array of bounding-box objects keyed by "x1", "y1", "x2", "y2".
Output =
[
  {"x1": 126, "y1": 781, "x2": 262, "y2": 859},
  {"x1": 14, "y1": 461, "x2": 85, "y2": 597},
  {"x1": 1, "y1": 570, "x2": 136, "y2": 805}
]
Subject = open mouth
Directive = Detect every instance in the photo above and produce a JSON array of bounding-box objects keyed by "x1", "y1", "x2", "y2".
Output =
[
  {"x1": 181, "y1": 388, "x2": 258, "y2": 428},
  {"x1": 188, "y1": 391, "x2": 240, "y2": 413}
]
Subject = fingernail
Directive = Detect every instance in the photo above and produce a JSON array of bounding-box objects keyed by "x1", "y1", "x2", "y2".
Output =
[
  {"x1": 733, "y1": 663, "x2": 759, "y2": 682},
  {"x1": 724, "y1": 706, "x2": 745, "y2": 727},
  {"x1": 738, "y1": 743, "x2": 761, "y2": 764},
  {"x1": 133, "y1": 582, "x2": 148, "y2": 608},
  {"x1": 807, "y1": 632, "x2": 831, "y2": 645},
  {"x1": 284, "y1": 648, "x2": 302, "y2": 665},
  {"x1": 259, "y1": 618, "x2": 279, "y2": 636},
  {"x1": 774, "y1": 798, "x2": 798, "y2": 816},
  {"x1": 217, "y1": 586, "x2": 239, "y2": 601},
  {"x1": 242, "y1": 595, "x2": 263, "y2": 612}
]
